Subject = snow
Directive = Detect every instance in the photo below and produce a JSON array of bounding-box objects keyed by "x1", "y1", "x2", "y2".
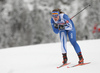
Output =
[{"x1": 0, "y1": 39, "x2": 100, "y2": 73}]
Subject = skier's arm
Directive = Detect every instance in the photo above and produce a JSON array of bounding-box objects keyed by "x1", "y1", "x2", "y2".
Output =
[
  {"x1": 51, "y1": 18, "x2": 59, "y2": 34},
  {"x1": 63, "y1": 14, "x2": 72, "y2": 30}
]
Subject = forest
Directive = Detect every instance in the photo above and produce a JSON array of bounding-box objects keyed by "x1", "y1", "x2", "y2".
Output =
[{"x1": 0, "y1": 0, "x2": 100, "y2": 48}]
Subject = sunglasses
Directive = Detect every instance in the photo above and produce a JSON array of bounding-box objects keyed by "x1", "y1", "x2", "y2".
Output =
[
  {"x1": 52, "y1": 14, "x2": 59, "y2": 18},
  {"x1": 52, "y1": 11, "x2": 59, "y2": 18}
]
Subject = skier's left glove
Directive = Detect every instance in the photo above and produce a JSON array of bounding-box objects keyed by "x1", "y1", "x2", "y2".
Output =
[{"x1": 59, "y1": 25, "x2": 65, "y2": 30}]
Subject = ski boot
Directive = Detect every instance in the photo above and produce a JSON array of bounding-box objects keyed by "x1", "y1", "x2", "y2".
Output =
[
  {"x1": 78, "y1": 52, "x2": 84, "y2": 64},
  {"x1": 62, "y1": 53, "x2": 68, "y2": 64}
]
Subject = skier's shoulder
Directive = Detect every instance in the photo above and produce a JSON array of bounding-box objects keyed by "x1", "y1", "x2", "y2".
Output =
[
  {"x1": 63, "y1": 14, "x2": 69, "y2": 19},
  {"x1": 59, "y1": 13, "x2": 69, "y2": 19}
]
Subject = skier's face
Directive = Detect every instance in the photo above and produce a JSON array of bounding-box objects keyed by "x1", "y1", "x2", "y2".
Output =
[
  {"x1": 52, "y1": 11, "x2": 60, "y2": 21},
  {"x1": 53, "y1": 16, "x2": 59, "y2": 21}
]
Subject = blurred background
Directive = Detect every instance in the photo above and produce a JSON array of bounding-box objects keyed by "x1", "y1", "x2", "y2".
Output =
[{"x1": 0, "y1": 0, "x2": 100, "y2": 49}]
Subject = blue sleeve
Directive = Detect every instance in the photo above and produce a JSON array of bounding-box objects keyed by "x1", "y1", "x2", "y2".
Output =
[
  {"x1": 63, "y1": 14, "x2": 72, "y2": 30},
  {"x1": 50, "y1": 18, "x2": 59, "y2": 34}
]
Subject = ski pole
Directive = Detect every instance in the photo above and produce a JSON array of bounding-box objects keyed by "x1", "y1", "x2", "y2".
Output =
[{"x1": 70, "y1": 4, "x2": 91, "y2": 20}]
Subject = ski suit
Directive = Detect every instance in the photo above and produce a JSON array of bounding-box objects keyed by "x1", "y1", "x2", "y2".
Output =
[{"x1": 51, "y1": 13, "x2": 81, "y2": 54}]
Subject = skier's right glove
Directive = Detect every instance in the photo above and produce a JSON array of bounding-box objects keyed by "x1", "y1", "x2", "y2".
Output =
[
  {"x1": 54, "y1": 23, "x2": 58, "y2": 29},
  {"x1": 59, "y1": 25, "x2": 65, "y2": 30}
]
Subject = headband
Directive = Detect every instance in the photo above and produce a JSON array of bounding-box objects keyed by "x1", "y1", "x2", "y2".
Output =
[{"x1": 52, "y1": 11, "x2": 59, "y2": 18}]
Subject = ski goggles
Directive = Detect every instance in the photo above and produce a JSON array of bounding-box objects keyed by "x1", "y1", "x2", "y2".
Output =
[{"x1": 52, "y1": 11, "x2": 59, "y2": 18}]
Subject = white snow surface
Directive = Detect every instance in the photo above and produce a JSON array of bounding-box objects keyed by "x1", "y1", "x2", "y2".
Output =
[{"x1": 0, "y1": 39, "x2": 100, "y2": 73}]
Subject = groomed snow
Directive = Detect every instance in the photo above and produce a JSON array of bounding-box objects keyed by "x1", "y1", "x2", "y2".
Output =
[{"x1": 0, "y1": 39, "x2": 100, "y2": 73}]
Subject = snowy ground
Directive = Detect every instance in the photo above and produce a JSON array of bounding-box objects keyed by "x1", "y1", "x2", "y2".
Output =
[{"x1": 0, "y1": 39, "x2": 100, "y2": 73}]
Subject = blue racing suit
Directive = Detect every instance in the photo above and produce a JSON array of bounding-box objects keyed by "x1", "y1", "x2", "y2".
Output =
[{"x1": 51, "y1": 13, "x2": 81, "y2": 54}]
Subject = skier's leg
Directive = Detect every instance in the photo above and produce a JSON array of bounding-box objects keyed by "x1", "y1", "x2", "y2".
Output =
[
  {"x1": 68, "y1": 30, "x2": 84, "y2": 63},
  {"x1": 59, "y1": 31, "x2": 67, "y2": 64},
  {"x1": 59, "y1": 31, "x2": 67, "y2": 54},
  {"x1": 68, "y1": 30, "x2": 81, "y2": 53}
]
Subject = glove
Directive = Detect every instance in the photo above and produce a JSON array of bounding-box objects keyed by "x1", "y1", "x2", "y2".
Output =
[
  {"x1": 54, "y1": 23, "x2": 58, "y2": 29},
  {"x1": 59, "y1": 25, "x2": 65, "y2": 30}
]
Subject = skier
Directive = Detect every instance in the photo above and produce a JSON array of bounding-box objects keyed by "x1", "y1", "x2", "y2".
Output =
[
  {"x1": 92, "y1": 23, "x2": 100, "y2": 33},
  {"x1": 50, "y1": 9, "x2": 84, "y2": 64},
  {"x1": 92, "y1": 23, "x2": 100, "y2": 39}
]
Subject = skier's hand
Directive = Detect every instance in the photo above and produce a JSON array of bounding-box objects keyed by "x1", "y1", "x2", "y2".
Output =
[
  {"x1": 54, "y1": 23, "x2": 58, "y2": 29},
  {"x1": 59, "y1": 25, "x2": 65, "y2": 30}
]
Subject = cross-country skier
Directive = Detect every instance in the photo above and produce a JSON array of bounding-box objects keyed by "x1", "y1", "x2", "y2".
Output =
[
  {"x1": 50, "y1": 9, "x2": 84, "y2": 64},
  {"x1": 92, "y1": 23, "x2": 100, "y2": 33}
]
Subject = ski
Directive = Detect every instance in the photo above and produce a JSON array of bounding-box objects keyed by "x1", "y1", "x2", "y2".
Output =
[
  {"x1": 57, "y1": 63, "x2": 71, "y2": 68},
  {"x1": 67, "y1": 62, "x2": 91, "y2": 68}
]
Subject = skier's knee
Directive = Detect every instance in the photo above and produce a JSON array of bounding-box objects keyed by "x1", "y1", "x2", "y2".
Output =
[{"x1": 71, "y1": 41, "x2": 76, "y2": 46}]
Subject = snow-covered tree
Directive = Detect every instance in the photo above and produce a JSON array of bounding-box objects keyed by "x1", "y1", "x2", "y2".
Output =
[{"x1": 0, "y1": 0, "x2": 100, "y2": 49}]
